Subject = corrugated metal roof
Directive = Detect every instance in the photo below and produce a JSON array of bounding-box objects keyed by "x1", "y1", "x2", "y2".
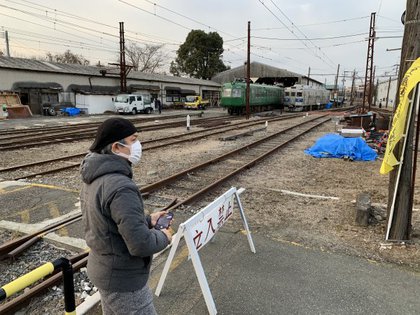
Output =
[
  {"x1": 0, "y1": 56, "x2": 221, "y2": 88},
  {"x1": 212, "y1": 61, "x2": 303, "y2": 84}
]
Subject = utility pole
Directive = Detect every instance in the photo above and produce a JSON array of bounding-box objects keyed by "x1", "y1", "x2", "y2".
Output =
[
  {"x1": 373, "y1": 77, "x2": 379, "y2": 108},
  {"x1": 246, "y1": 21, "x2": 251, "y2": 119},
  {"x1": 5, "y1": 31, "x2": 10, "y2": 57},
  {"x1": 350, "y1": 70, "x2": 356, "y2": 105},
  {"x1": 362, "y1": 12, "x2": 376, "y2": 111},
  {"x1": 386, "y1": 0, "x2": 420, "y2": 241},
  {"x1": 386, "y1": 76, "x2": 392, "y2": 108},
  {"x1": 119, "y1": 22, "x2": 127, "y2": 93},
  {"x1": 334, "y1": 64, "x2": 340, "y2": 106},
  {"x1": 307, "y1": 67, "x2": 310, "y2": 85},
  {"x1": 341, "y1": 71, "x2": 346, "y2": 104},
  {"x1": 371, "y1": 65, "x2": 376, "y2": 110}
]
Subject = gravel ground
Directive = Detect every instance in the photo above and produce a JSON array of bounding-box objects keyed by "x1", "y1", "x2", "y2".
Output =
[{"x1": 1, "y1": 109, "x2": 420, "y2": 314}]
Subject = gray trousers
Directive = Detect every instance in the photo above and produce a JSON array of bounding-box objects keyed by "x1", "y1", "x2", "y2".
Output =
[{"x1": 99, "y1": 285, "x2": 157, "y2": 315}]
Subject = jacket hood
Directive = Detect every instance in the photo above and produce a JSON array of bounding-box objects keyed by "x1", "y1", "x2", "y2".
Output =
[{"x1": 80, "y1": 153, "x2": 133, "y2": 184}]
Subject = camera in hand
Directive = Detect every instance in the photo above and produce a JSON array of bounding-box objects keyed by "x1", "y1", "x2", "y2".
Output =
[{"x1": 155, "y1": 212, "x2": 174, "y2": 230}]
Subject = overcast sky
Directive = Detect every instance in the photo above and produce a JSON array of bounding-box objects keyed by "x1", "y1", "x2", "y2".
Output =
[{"x1": 0, "y1": 0, "x2": 406, "y2": 85}]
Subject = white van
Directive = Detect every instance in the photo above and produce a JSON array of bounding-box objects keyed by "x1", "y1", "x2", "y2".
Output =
[{"x1": 114, "y1": 93, "x2": 155, "y2": 114}]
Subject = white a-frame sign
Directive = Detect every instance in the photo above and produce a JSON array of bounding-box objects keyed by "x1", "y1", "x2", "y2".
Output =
[{"x1": 155, "y1": 187, "x2": 256, "y2": 315}]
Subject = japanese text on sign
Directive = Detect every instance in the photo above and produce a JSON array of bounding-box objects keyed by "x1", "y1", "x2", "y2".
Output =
[{"x1": 188, "y1": 194, "x2": 234, "y2": 251}]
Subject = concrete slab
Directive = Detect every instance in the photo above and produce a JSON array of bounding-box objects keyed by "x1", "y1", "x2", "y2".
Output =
[
  {"x1": 0, "y1": 181, "x2": 79, "y2": 224},
  {"x1": 0, "y1": 180, "x2": 86, "y2": 251}
]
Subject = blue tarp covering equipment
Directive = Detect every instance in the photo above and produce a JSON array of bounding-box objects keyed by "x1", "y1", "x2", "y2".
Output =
[
  {"x1": 304, "y1": 133, "x2": 377, "y2": 161},
  {"x1": 61, "y1": 107, "x2": 80, "y2": 116}
]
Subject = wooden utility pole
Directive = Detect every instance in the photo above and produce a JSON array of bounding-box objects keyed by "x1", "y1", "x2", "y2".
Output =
[
  {"x1": 386, "y1": 0, "x2": 420, "y2": 240},
  {"x1": 246, "y1": 21, "x2": 251, "y2": 119}
]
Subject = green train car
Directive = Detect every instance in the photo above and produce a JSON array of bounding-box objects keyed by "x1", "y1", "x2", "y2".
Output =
[{"x1": 220, "y1": 82, "x2": 284, "y2": 115}]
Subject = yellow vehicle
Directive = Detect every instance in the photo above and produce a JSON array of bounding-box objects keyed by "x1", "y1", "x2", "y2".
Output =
[{"x1": 184, "y1": 95, "x2": 209, "y2": 110}]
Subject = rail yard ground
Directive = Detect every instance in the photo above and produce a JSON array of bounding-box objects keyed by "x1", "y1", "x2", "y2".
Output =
[{"x1": 1, "y1": 107, "x2": 420, "y2": 314}]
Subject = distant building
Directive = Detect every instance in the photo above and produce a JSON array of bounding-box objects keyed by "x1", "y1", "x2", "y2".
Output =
[
  {"x1": 375, "y1": 77, "x2": 398, "y2": 109},
  {"x1": 212, "y1": 61, "x2": 325, "y2": 89},
  {"x1": 0, "y1": 56, "x2": 221, "y2": 115}
]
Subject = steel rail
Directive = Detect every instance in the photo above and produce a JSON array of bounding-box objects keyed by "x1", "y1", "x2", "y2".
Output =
[
  {"x1": 0, "y1": 114, "x2": 326, "y2": 257},
  {"x1": 0, "y1": 116, "x2": 329, "y2": 313},
  {"x1": 6, "y1": 115, "x2": 303, "y2": 180},
  {"x1": 140, "y1": 115, "x2": 329, "y2": 194},
  {"x1": 0, "y1": 112, "x2": 206, "y2": 137},
  {"x1": 0, "y1": 115, "x2": 233, "y2": 150}
]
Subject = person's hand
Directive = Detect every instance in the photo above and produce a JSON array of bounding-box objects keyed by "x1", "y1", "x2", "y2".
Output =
[
  {"x1": 161, "y1": 228, "x2": 173, "y2": 242},
  {"x1": 150, "y1": 211, "x2": 167, "y2": 227}
]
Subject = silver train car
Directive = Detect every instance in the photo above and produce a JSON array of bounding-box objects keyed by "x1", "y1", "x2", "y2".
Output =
[{"x1": 284, "y1": 84, "x2": 330, "y2": 111}]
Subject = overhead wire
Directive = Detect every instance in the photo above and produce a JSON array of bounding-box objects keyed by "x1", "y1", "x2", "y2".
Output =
[
  {"x1": 5, "y1": 0, "x2": 182, "y2": 47},
  {"x1": 252, "y1": 32, "x2": 368, "y2": 41},
  {"x1": 252, "y1": 15, "x2": 370, "y2": 31},
  {"x1": 257, "y1": 0, "x2": 336, "y2": 70},
  {"x1": 267, "y1": 0, "x2": 336, "y2": 68}
]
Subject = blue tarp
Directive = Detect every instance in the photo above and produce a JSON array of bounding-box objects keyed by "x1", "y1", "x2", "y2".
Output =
[
  {"x1": 325, "y1": 102, "x2": 333, "y2": 109},
  {"x1": 62, "y1": 107, "x2": 80, "y2": 116},
  {"x1": 304, "y1": 134, "x2": 377, "y2": 161}
]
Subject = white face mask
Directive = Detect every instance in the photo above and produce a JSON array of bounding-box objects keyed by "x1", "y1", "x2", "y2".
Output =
[{"x1": 114, "y1": 140, "x2": 142, "y2": 165}]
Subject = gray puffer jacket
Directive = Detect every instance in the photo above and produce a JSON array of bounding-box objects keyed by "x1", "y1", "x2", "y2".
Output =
[{"x1": 80, "y1": 153, "x2": 168, "y2": 292}]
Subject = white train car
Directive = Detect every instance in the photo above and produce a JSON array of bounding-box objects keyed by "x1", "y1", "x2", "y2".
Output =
[{"x1": 284, "y1": 84, "x2": 330, "y2": 111}]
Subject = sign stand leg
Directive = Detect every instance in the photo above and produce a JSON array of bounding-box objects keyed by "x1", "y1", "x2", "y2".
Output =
[
  {"x1": 155, "y1": 225, "x2": 184, "y2": 296},
  {"x1": 184, "y1": 232, "x2": 217, "y2": 315},
  {"x1": 235, "y1": 189, "x2": 256, "y2": 253}
]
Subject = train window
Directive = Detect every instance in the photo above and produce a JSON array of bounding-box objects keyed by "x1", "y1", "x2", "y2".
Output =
[
  {"x1": 222, "y1": 88, "x2": 232, "y2": 97},
  {"x1": 285, "y1": 92, "x2": 290, "y2": 96},
  {"x1": 291, "y1": 92, "x2": 296, "y2": 96},
  {"x1": 232, "y1": 89, "x2": 242, "y2": 97},
  {"x1": 297, "y1": 92, "x2": 302, "y2": 97}
]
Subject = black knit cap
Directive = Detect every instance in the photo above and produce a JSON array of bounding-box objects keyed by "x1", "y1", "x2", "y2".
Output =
[{"x1": 90, "y1": 117, "x2": 137, "y2": 153}]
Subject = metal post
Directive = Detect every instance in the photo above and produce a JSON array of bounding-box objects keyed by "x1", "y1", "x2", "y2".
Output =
[
  {"x1": 334, "y1": 64, "x2": 340, "y2": 107},
  {"x1": 0, "y1": 257, "x2": 76, "y2": 314},
  {"x1": 307, "y1": 67, "x2": 310, "y2": 85},
  {"x1": 53, "y1": 258, "x2": 76, "y2": 315},
  {"x1": 246, "y1": 21, "x2": 251, "y2": 119},
  {"x1": 386, "y1": 76, "x2": 392, "y2": 108},
  {"x1": 5, "y1": 31, "x2": 10, "y2": 57},
  {"x1": 350, "y1": 70, "x2": 356, "y2": 105},
  {"x1": 119, "y1": 22, "x2": 127, "y2": 93},
  {"x1": 362, "y1": 12, "x2": 376, "y2": 111}
]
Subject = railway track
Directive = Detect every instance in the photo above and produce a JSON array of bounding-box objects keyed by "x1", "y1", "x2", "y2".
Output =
[
  {"x1": 0, "y1": 113, "x2": 207, "y2": 137},
  {"x1": 0, "y1": 114, "x2": 330, "y2": 314},
  {"x1": 0, "y1": 113, "x2": 303, "y2": 180},
  {"x1": 0, "y1": 114, "x2": 234, "y2": 151},
  {"x1": 0, "y1": 106, "x2": 353, "y2": 151}
]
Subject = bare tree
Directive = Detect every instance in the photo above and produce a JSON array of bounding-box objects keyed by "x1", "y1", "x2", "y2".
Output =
[
  {"x1": 46, "y1": 49, "x2": 90, "y2": 65},
  {"x1": 125, "y1": 42, "x2": 166, "y2": 73}
]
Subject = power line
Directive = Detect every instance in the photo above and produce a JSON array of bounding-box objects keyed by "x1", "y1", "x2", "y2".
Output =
[
  {"x1": 138, "y1": 0, "x2": 238, "y2": 39},
  {"x1": 257, "y1": 0, "x2": 335, "y2": 69},
  {"x1": 252, "y1": 15, "x2": 370, "y2": 31},
  {"x1": 5, "y1": 0, "x2": 181, "y2": 47},
  {"x1": 252, "y1": 32, "x2": 368, "y2": 41}
]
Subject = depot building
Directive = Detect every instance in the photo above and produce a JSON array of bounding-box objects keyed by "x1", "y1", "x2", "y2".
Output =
[{"x1": 0, "y1": 56, "x2": 221, "y2": 115}]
